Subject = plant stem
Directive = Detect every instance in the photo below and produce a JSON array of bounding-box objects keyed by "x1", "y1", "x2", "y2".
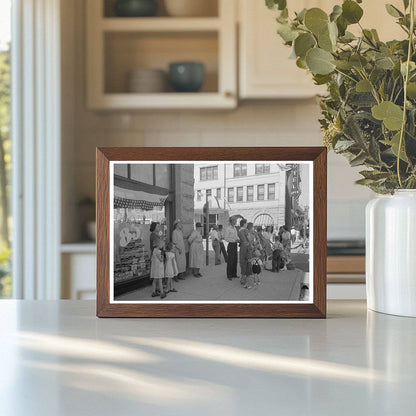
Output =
[{"x1": 397, "y1": 0, "x2": 415, "y2": 188}]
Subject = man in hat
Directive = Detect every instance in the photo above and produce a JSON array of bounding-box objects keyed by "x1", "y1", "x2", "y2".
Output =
[
  {"x1": 224, "y1": 217, "x2": 240, "y2": 281},
  {"x1": 188, "y1": 222, "x2": 204, "y2": 277},
  {"x1": 172, "y1": 219, "x2": 186, "y2": 280}
]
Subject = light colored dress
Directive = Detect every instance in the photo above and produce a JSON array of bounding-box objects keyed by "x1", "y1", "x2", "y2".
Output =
[
  {"x1": 188, "y1": 229, "x2": 203, "y2": 268},
  {"x1": 172, "y1": 228, "x2": 186, "y2": 274},
  {"x1": 165, "y1": 251, "x2": 179, "y2": 278},
  {"x1": 150, "y1": 248, "x2": 164, "y2": 280}
]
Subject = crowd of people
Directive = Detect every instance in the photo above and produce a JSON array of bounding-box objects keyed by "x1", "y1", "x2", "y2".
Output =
[{"x1": 148, "y1": 217, "x2": 298, "y2": 298}]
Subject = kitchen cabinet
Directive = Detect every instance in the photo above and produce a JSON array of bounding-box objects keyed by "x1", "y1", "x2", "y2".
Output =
[
  {"x1": 86, "y1": 0, "x2": 237, "y2": 109},
  {"x1": 238, "y1": 0, "x2": 404, "y2": 99},
  {"x1": 239, "y1": 0, "x2": 323, "y2": 99}
]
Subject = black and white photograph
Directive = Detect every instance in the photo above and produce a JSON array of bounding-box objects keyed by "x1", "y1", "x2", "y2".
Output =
[{"x1": 110, "y1": 161, "x2": 312, "y2": 303}]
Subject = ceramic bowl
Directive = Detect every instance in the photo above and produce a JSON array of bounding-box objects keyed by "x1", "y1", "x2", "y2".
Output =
[
  {"x1": 114, "y1": 0, "x2": 158, "y2": 17},
  {"x1": 168, "y1": 62, "x2": 205, "y2": 93}
]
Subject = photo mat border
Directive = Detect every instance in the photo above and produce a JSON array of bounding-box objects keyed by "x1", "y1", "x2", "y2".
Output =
[{"x1": 97, "y1": 147, "x2": 327, "y2": 318}]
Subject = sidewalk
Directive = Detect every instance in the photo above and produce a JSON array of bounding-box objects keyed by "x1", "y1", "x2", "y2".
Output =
[{"x1": 116, "y1": 261, "x2": 305, "y2": 302}]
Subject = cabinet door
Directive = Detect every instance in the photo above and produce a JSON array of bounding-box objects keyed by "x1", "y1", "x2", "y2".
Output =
[
  {"x1": 239, "y1": 0, "x2": 320, "y2": 99},
  {"x1": 239, "y1": 0, "x2": 403, "y2": 99}
]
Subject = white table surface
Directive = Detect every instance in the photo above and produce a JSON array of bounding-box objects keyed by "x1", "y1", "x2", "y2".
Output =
[{"x1": 0, "y1": 300, "x2": 415, "y2": 416}]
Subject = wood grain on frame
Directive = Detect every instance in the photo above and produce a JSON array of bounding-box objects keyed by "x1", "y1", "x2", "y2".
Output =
[{"x1": 96, "y1": 147, "x2": 327, "y2": 318}]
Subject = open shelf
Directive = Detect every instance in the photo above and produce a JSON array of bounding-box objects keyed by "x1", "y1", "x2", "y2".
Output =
[
  {"x1": 86, "y1": 0, "x2": 236, "y2": 109},
  {"x1": 101, "y1": 17, "x2": 221, "y2": 32},
  {"x1": 103, "y1": 0, "x2": 219, "y2": 18}
]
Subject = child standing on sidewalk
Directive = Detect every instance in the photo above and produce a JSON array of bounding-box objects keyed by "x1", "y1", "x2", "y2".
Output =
[
  {"x1": 164, "y1": 242, "x2": 178, "y2": 294},
  {"x1": 250, "y1": 250, "x2": 263, "y2": 287},
  {"x1": 151, "y1": 239, "x2": 166, "y2": 299}
]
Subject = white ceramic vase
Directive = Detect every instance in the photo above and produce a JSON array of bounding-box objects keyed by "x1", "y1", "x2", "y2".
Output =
[{"x1": 366, "y1": 190, "x2": 416, "y2": 317}]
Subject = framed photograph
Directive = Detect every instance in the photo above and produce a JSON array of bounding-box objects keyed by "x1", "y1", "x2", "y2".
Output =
[{"x1": 96, "y1": 147, "x2": 327, "y2": 318}]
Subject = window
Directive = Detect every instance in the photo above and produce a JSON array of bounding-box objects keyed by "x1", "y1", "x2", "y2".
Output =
[
  {"x1": 255, "y1": 164, "x2": 271, "y2": 175},
  {"x1": 228, "y1": 187, "x2": 234, "y2": 203},
  {"x1": 247, "y1": 185, "x2": 254, "y2": 201},
  {"x1": 206, "y1": 189, "x2": 212, "y2": 197},
  {"x1": 0, "y1": 3, "x2": 11, "y2": 298},
  {"x1": 233, "y1": 163, "x2": 247, "y2": 177},
  {"x1": 197, "y1": 190, "x2": 203, "y2": 201},
  {"x1": 257, "y1": 184, "x2": 265, "y2": 201},
  {"x1": 268, "y1": 183, "x2": 275, "y2": 200},
  {"x1": 200, "y1": 166, "x2": 218, "y2": 181},
  {"x1": 237, "y1": 186, "x2": 243, "y2": 202},
  {"x1": 216, "y1": 188, "x2": 221, "y2": 199}
]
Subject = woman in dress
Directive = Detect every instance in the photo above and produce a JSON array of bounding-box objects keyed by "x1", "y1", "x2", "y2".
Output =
[
  {"x1": 238, "y1": 219, "x2": 251, "y2": 286},
  {"x1": 188, "y1": 222, "x2": 204, "y2": 277},
  {"x1": 172, "y1": 219, "x2": 186, "y2": 280}
]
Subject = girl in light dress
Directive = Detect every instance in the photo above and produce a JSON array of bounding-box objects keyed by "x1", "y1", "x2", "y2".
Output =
[
  {"x1": 151, "y1": 239, "x2": 166, "y2": 299},
  {"x1": 164, "y1": 242, "x2": 178, "y2": 294}
]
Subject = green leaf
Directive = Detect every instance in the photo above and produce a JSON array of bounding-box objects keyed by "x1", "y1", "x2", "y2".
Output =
[
  {"x1": 381, "y1": 132, "x2": 409, "y2": 162},
  {"x1": 266, "y1": 0, "x2": 287, "y2": 11},
  {"x1": 350, "y1": 152, "x2": 368, "y2": 167},
  {"x1": 385, "y1": 4, "x2": 403, "y2": 18},
  {"x1": 294, "y1": 33, "x2": 315, "y2": 57},
  {"x1": 342, "y1": 0, "x2": 364, "y2": 24},
  {"x1": 356, "y1": 79, "x2": 372, "y2": 92},
  {"x1": 372, "y1": 101, "x2": 404, "y2": 130},
  {"x1": 375, "y1": 56, "x2": 395, "y2": 70},
  {"x1": 304, "y1": 8, "x2": 329, "y2": 35},
  {"x1": 330, "y1": 5, "x2": 343, "y2": 22},
  {"x1": 277, "y1": 23, "x2": 299, "y2": 42},
  {"x1": 306, "y1": 48, "x2": 335, "y2": 75},
  {"x1": 296, "y1": 57, "x2": 307, "y2": 69},
  {"x1": 407, "y1": 82, "x2": 416, "y2": 99}
]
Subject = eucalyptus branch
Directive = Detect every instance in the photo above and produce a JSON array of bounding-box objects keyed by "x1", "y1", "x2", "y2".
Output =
[{"x1": 397, "y1": 0, "x2": 415, "y2": 188}]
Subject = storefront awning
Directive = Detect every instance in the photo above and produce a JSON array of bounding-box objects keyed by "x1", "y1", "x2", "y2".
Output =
[{"x1": 114, "y1": 176, "x2": 169, "y2": 210}]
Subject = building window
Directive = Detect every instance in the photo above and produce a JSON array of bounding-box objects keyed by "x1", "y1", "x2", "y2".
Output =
[
  {"x1": 247, "y1": 185, "x2": 254, "y2": 202},
  {"x1": 228, "y1": 187, "x2": 234, "y2": 203},
  {"x1": 257, "y1": 184, "x2": 265, "y2": 201},
  {"x1": 206, "y1": 189, "x2": 212, "y2": 197},
  {"x1": 255, "y1": 164, "x2": 271, "y2": 175},
  {"x1": 197, "y1": 190, "x2": 203, "y2": 201},
  {"x1": 217, "y1": 188, "x2": 221, "y2": 199},
  {"x1": 200, "y1": 166, "x2": 218, "y2": 181},
  {"x1": 268, "y1": 183, "x2": 275, "y2": 200},
  {"x1": 237, "y1": 186, "x2": 243, "y2": 202},
  {"x1": 233, "y1": 163, "x2": 247, "y2": 177}
]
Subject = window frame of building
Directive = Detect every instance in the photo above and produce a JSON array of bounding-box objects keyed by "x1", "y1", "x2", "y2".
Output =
[
  {"x1": 233, "y1": 163, "x2": 247, "y2": 177},
  {"x1": 247, "y1": 185, "x2": 254, "y2": 202},
  {"x1": 236, "y1": 186, "x2": 243, "y2": 202},
  {"x1": 268, "y1": 183, "x2": 275, "y2": 200},
  {"x1": 257, "y1": 184, "x2": 265, "y2": 201},
  {"x1": 228, "y1": 187, "x2": 234, "y2": 203},
  {"x1": 255, "y1": 164, "x2": 271, "y2": 175},
  {"x1": 200, "y1": 165, "x2": 218, "y2": 181}
]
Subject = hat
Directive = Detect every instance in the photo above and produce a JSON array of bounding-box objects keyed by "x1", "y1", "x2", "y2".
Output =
[{"x1": 195, "y1": 222, "x2": 203, "y2": 228}]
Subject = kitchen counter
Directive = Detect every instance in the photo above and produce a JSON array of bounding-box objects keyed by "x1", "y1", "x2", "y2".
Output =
[{"x1": 0, "y1": 300, "x2": 414, "y2": 415}]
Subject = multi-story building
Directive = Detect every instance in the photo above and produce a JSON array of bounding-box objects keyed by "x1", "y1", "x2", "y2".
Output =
[{"x1": 194, "y1": 163, "x2": 292, "y2": 229}]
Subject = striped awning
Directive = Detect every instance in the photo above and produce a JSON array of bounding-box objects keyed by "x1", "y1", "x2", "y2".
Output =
[{"x1": 114, "y1": 177, "x2": 169, "y2": 210}]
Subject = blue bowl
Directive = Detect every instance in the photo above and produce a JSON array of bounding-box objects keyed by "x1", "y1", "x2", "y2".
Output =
[
  {"x1": 169, "y1": 62, "x2": 205, "y2": 93},
  {"x1": 114, "y1": 0, "x2": 158, "y2": 17}
]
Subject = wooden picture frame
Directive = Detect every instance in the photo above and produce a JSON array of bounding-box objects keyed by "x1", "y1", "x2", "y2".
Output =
[{"x1": 96, "y1": 147, "x2": 327, "y2": 318}]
